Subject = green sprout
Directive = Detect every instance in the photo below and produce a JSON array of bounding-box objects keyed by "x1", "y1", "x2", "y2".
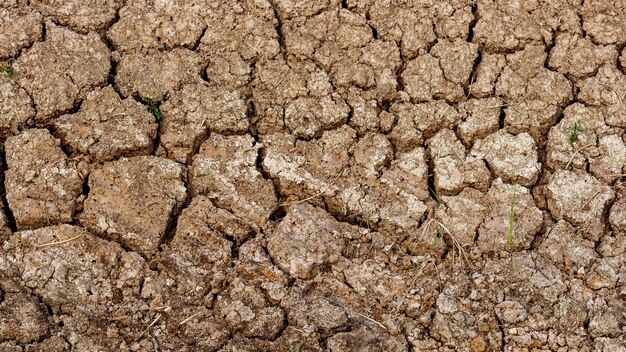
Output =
[
  {"x1": 508, "y1": 183, "x2": 516, "y2": 245},
  {"x1": 433, "y1": 223, "x2": 440, "y2": 245},
  {"x1": 0, "y1": 64, "x2": 12, "y2": 77},
  {"x1": 206, "y1": 172, "x2": 218, "y2": 192},
  {"x1": 566, "y1": 122, "x2": 586, "y2": 146},
  {"x1": 428, "y1": 186, "x2": 442, "y2": 203},
  {"x1": 144, "y1": 97, "x2": 163, "y2": 121},
  {"x1": 564, "y1": 229, "x2": 582, "y2": 248}
]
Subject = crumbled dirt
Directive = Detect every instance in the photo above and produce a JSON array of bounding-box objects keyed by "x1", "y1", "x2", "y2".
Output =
[{"x1": 1, "y1": 2, "x2": 626, "y2": 351}]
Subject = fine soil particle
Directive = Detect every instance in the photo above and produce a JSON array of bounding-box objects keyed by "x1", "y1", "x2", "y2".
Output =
[{"x1": 1, "y1": 1, "x2": 626, "y2": 351}]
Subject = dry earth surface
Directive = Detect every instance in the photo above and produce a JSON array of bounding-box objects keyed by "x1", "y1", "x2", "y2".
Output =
[{"x1": 0, "y1": 0, "x2": 626, "y2": 351}]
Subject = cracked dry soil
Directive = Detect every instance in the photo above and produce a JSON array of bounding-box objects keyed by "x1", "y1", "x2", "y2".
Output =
[{"x1": 0, "y1": 0, "x2": 625, "y2": 351}]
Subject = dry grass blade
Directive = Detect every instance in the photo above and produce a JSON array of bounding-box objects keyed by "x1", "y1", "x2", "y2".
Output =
[
  {"x1": 178, "y1": 311, "x2": 202, "y2": 326},
  {"x1": 326, "y1": 299, "x2": 388, "y2": 331},
  {"x1": 279, "y1": 169, "x2": 344, "y2": 207},
  {"x1": 36, "y1": 232, "x2": 85, "y2": 248},
  {"x1": 134, "y1": 313, "x2": 162, "y2": 342},
  {"x1": 565, "y1": 143, "x2": 594, "y2": 170},
  {"x1": 435, "y1": 221, "x2": 472, "y2": 270}
]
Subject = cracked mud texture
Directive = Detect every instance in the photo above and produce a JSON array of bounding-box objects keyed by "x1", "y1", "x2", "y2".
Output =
[{"x1": 0, "y1": 1, "x2": 625, "y2": 351}]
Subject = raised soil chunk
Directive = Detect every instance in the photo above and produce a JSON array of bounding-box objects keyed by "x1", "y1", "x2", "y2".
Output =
[
  {"x1": 280, "y1": 8, "x2": 401, "y2": 100},
  {"x1": 158, "y1": 83, "x2": 248, "y2": 164},
  {"x1": 0, "y1": 225, "x2": 156, "y2": 350},
  {"x1": 427, "y1": 128, "x2": 491, "y2": 195},
  {"x1": 54, "y1": 86, "x2": 157, "y2": 163},
  {"x1": 189, "y1": 134, "x2": 277, "y2": 228},
  {"x1": 548, "y1": 33, "x2": 617, "y2": 81},
  {"x1": 401, "y1": 39, "x2": 478, "y2": 103},
  {"x1": 389, "y1": 100, "x2": 462, "y2": 152},
  {"x1": 609, "y1": 196, "x2": 626, "y2": 234},
  {"x1": 0, "y1": 7, "x2": 42, "y2": 59},
  {"x1": 115, "y1": 48, "x2": 204, "y2": 101},
  {"x1": 199, "y1": 0, "x2": 280, "y2": 91},
  {"x1": 580, "y1": 0, "x2": 626, "y2": 45},
  {"x1": 0, "y1": 275, "x2": 50, "y2": 344},
  {"x1": 262, "y1": 126, "x2": 429, "y2": 239},
  {"x1": 496, "y1": 45, "x2": 573, "y2": 141},
  {"x1": 5, "y1": 128, "x2": 85, "y2": 230},
  {"x1": 477, "y1": 179, "x2": 543, "y2": 252},
  {"x1": 469, "y1": 53, "x2": 506, "y2": 98},
  {"x1": 153, "y1": 196, "x2": 255, "y2": 299},
  {"x1": 435, "y1": 188, "x2": 489, "y2": 247},
  {"x1": 537, "y1": 220, "x2": 597, "y2": 275},
  {"x1": 252, "y1": 58, "x2": 350, "y2": 137},
  {"x1": 457, "y1": 97, "x2": 501, "y2": 147},
  {"x1": 577, "y1": 64, "x2": 626, "y2": 129},
  {"x1": 546, "y1": 103, "x2": 626, "y2": 183},
  {"x1": 366, "y1": 1, "x2": 472, "y2": 60},
  {"x1": 471, "y1": 130, "x2": 541, "y2": 187},
  {"x1": 14, "y1": 22, "x2": 110, "y2": 122},
  {"x1": 473, "y1": 0, "x2": 580, "y2": 53},
  {"x1": 30, "y1": 0, "x2": 119, "y2": 33},
  {"x1": 547, "y1": 170, "x2": 615, "y2": 241},
  {"x1": 80, "y1": 156, "x2": 187, "y2": 257},
  {"x1": 0, "y1": 79, "x2": 35, "y2": 138},
  {"x1": 107, "y1": 0, "x2": 207, "y2": 53},
  {"x1": 267, "y1": 203, "x2": 351, "y2": 280}
]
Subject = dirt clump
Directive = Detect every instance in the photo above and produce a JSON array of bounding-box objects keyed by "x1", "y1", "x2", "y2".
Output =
[
  {"x1": 5, "y1": 129, "x2": 85, "y2": 230},
  {"x1": 2, "y1": 1, "x2": 626, "y2": 351},
  {"x1": 427, "y1": 128, "x2": 491, "y2": 195},
  {"x1": 0, "y1": 79, "x2": 35, "y2": 137},
  {"x1": 547, "y1": 169, "x2": 615, "y2": 241},
  {"x1": 115, "y1": 48, "x2": 204, "y2": 102},
  {"x1": 30, "y1": 0, "x2": 120, "y2": 34},
  {"x1": 0, "y1": 7, "x2": 42, "y2": 59},
  {"x1": 13, "y1": 21, "x2": 110, "y2": 122},
  {"x1": 54, "y1": 86, "x2": 158, "y2": 163},
  {"x1": 80, "y1": 156, "x2": 186, "y2": 257},
  {"x1": 190, "y1": 134, "x2": 277, "y2": 229},
  {"x1": 471, "y1": 130, "x2": 541, "y2": 187},
  {"x1": 157, "y1": 83, "x2": 248, "y2": 164}
]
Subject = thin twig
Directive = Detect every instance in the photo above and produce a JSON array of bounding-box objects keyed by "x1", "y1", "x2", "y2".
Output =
[
  {"x1": 564, "y1": 143, "x2": 594, "y2": 170},
  {"x1": 178, "y1": 311, "x2": 202, "y2": 326},
  {"x1": 279, "y1": 169, "x2": 345, "y2": 207},
  {"x1": 134, "y1": 313, "x2": 162, "y2": 342},
  {"x1": 326, "y1": 299, "x2": 387, "y2": 331},
  {"x1": 580, "y1": 190, "x2": 601, "y2": 210},
  {"x1": 435, "y1": 221, "x2": 472, "y2": 270},
  {"x1": 36, "y1": 232, "x2": 85, "y2": 248}
]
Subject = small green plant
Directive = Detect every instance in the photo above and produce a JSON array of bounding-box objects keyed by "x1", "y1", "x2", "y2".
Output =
[
  {"x1": 508, "y1": 183, "x2": 516, "y2": 245},
  {"x1": 0, "y1": 64, "x2": 12, "y2": 77},
  {"x1": 144, "y1": 97, "x2": 163, "y2": 121},
  {"x1": 206, "y1": 172, "x2": 218, "y2": 192},
  {"x1": 428, "y1": 186, "x2": 441, "y2": 203},
  {"x1": 564, "y1": 229, "x2": 582, "y2": 247},
  {"x1": 566, "y1": 122, "x2": 586, "y2": 146}
]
